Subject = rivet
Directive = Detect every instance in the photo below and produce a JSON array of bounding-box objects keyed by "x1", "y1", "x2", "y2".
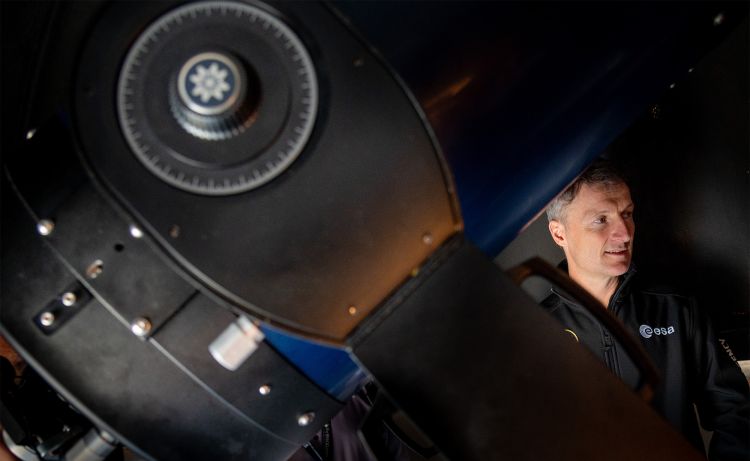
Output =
[
  {"x1": 37, "y1": 219, "x2": 55, "y2": 236},
  {"x1": 422, "y1": 233, "x2": 434, "y2": 245},
  {"x1": 26, "y1": 129, "x2": 37, "y2": 140},
  {"x1": 86, "y1": 260, "x2": 104, "y2": 279},
  {"x1": 61, "y1": 292, "x2": 77, "y2": 307},
  {"x1": 130, "y1": 317, "x2": 152, "y2": 337},
  {"x1": 348, "y1": 306, "x2": 357, "y2": 316},
  {"x1": 297, "y1": 412, "x2": 315, "y2": 427},
  {"x1": 259, "y1": 385, "x2": 272, "y2": 396},
  {"x1": 713, "y1": 12, "x2": 725, "y2": 26},
  {"x1": 40, "y1": 312, "x2": 55, "y2": 327},
  {"x1": 129, "y1": 225, "x2": 144, "y2": 239}
]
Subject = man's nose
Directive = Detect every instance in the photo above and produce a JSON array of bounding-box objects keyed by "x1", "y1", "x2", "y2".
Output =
[{"x1": 611, "y1": 217, "x2": 632, "y2": 242}]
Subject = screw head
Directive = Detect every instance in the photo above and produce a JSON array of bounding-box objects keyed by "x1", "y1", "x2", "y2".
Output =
[
  {"x1": 86, "y1": 260, "x2": 104, "y2": 279},
  {"x1": 297, "y1": 412, "x2": 315, "y2": 427},
  {"x1": 348, "y1": 306, "x2": 357, "y2": 316},
  {"x1": 129, "y1": 225, "x2": 144, "y2": 239},
  {"x1": 130, "y1": 317, "x2": 152, "y2": 337},
  {"x1": 61, "y1": 292, "x2": 77, "y2": 307},
  {"x1": 258, "y1": 385, "x2": 272, "y2": 396},
  {"x1": 26, "y1": 128, "x2": 37, "y2": 140},
  {"x1": 37, "y1": 219, "x2": 55, "y2": 236},
  {"x1": 422, "y1": 233, "x2": 434, "y2": 245},
  {"x1": 40, "y1": 312, "x2": 55, "y2": 327},
  {"x1": 713, "y1": 12, "x2": 725, "y2": 26}
]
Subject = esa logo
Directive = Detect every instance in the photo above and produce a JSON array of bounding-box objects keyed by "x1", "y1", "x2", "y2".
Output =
[{"x1": 639, "y1": 324, "x2": 675, "y2": 339}]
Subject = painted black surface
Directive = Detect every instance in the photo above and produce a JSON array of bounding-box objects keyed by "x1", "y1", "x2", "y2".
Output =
[
  {"x1": 74, "y1": 0, "x2": 459, "y2": 340},
  {"x1": 352, "y1": 239, "x2": 703, "y2": 461},
  {"x1": 1, "y1": 179, "x2": 301, "y2": 460},
  {"x1": 608, "y1": 17, "x2": 750, "y2": 340},
  {"x1": 152, "y1": 293, "x2": 344, "y2": 444}
]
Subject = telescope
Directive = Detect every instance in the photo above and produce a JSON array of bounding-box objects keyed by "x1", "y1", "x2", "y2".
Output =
[{"x1": 1, "y1": 2, "x2": 746, "y2": 460}]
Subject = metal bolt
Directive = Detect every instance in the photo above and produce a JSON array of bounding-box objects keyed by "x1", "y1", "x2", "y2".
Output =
[
  {"x1": 61, "y1": 292, "x2": 77, "y2": 307},
  {"x1": 259, "y1": 385, "x2": 272, "y2": 396},
  {"x1": 297, "y1": 412, "x2": 315, "y2": 427},
  {"x1": 422, "y1": 232, "x2": 434, "y2": 245},
  {"x1": 713, "y1": 12, "x2": 725, "y2": 26},
  {"x1": 348, "y1": 306, "x2": 357, "y2": 316},
  {"x1": 130, "y1": 317, "x2": 152, "y2": 337},
  {"x1": 99, "y1": 431, "x2": 116, "y2": 444},
  {"x1": 26, "y1": 128, "x2": 37, "y2": 140},
  {"x1": 40, "y1": 312, "x2": 55, "y2": 327},
  {"x1": 37, "y1": 219, "x2": 55, "y2": 236},
  {"x1": 129, "y1": 225, "x2": 144, "y2": 239},
  {"x1": 86, "y1": 260, "x2": 104, "y2": 279}
]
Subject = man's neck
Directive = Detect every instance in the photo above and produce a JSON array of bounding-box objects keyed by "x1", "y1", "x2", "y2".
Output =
[{"x1": 568, "y1": 270, "x2": 620, "y2": 308}]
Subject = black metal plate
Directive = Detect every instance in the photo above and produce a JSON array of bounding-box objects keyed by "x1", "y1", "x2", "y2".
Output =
[
  {"x1": 73, "y1": 0, "x2": 459, "y2": 341},
  {"x1": 352, "y1": 239, "x2": 704, "y2": 461},
  {"x1": 152, "y1": 294, "x2": 343, "y2": 444},
  {"x1": 1, "y1": 182, "x2": 301, "y2": 461}
]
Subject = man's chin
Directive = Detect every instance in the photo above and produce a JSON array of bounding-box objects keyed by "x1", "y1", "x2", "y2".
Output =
[{"x1": 605, "y1": 262, "x2": 631, "y2": 277}]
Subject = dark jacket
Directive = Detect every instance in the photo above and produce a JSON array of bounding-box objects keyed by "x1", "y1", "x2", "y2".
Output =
[{"x1": 542, "y1": 265, "x2": 750, "y2": 460}]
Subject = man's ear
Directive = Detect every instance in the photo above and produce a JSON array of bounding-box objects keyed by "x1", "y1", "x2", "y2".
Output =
[{"x1": 548, "y1": 220, "x2": 566, "y2": 248}]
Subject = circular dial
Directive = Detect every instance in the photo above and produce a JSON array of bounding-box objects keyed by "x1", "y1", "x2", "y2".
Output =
[{"x1": 117, "y1": 0, "x2": 318, "y2": 195}]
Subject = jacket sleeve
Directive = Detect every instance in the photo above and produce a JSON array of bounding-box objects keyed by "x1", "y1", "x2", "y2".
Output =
[{"x1": 689, "y1": 299, "x2": 750, "y2": 461}]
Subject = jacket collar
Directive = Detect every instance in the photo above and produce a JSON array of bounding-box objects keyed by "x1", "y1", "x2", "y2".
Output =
[{"x1": 550, "y1": 261, "x2": 637, "y2": 308}]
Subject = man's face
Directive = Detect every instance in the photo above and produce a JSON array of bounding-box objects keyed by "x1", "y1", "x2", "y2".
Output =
[{"x1": 549, "y1": 182, "x2": 634, "y2": 281}]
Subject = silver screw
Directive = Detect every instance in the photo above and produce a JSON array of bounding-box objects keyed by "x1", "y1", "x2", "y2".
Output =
[
  {"x1": 40, "y1": 312, "x2": 55, "y2": 327},
  {"x1": 258, "y1": 385, "x2": 272, "y2": 396},
  {"x1": 297, "y1": 412, "x2": 315, "y2": 427},
  {"x1": 86, "y1": 260, "x2": 104, "y2": 279},
  {"x1": 713, "y1": 12, "x2": 725, "y2": 26},
  {"x1": 130, "y1": 317, "x2": 152, "y2": 337},
  {"x1": 37, "y1": 219, "x2": 55, "y2": 236},
  {"x1": 422, "y1": 232, "x2": 434, "y2": 245},
  {"x1": 129, "y1": 225, "x2": 144, "y2": 239},
  {"x1": 61, "y1": 292, "x2": 77, "y2": 307},
  {"x1": 26, "y1": 128, "x2": 37, "y2": 140}
]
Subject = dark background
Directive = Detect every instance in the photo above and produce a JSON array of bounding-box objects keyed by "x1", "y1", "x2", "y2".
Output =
[{"x1": 496, "y1": 18, "x2": 749, "y2": 357}]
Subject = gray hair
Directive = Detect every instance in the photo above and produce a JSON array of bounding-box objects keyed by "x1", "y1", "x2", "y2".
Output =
[{"x1": 546, "y1": 159, "x2": 626, "y2": 222}]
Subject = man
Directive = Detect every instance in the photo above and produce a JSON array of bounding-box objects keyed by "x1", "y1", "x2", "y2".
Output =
[{"x1": 542, "y1": 159, "x2": 749, "y2": 460}]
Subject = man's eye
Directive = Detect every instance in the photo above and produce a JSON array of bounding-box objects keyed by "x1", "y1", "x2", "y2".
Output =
[
  {"x1": 622, "y1": 212, "x2": 633, "y2": 219},
  {"x1": 593, "y1": 216, "x2": 606, "y2": 224}
]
